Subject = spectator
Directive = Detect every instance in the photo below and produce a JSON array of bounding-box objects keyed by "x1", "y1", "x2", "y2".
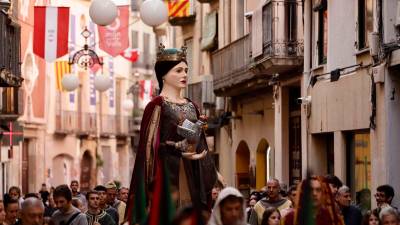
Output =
[
  {"x1": 325, "y1": 175, "x2": 343, "y2": 197},
  {"x1": 171, "y1": 205, "x2": 197, "y2": 225},
  {"x1": 44, "y1": 194, "x2": 56, "y2": 218},
  {"x1": 105, "y1": 182, "x2": 125, "y2": 224},
  {"x1": 261, "y1": 207, "x2": 281, "y2": 225},
  {"x1": 70, "y1": 181, "x2": 87, "y2": 211},
  {"x1": 357, "y1": 189, "x2": 372, "y2": 216},
  {"x1": 280, "y1": 185, "x2": 298, "y2": 218},
  {"x1": 283, "y1": 176, "x2": 344, "y2": 225},
  {"x1": 85, "y1": 191, "x2": 115, "y2": 225},
  {"x1": 4, "y1": 198, "x2": 19, "y2": 225},
  {"x1": 379, "y1": 207, "x2": 399, "y2": 225},
  {"x1": 71, "y1": 198, "x2": 84, "y2": 213},
  {"x1": 39, "y1": 184, "x2": 50, "y2": 206},
  {"x1": 18, "y1": 197, "x2": 45, "y2": 225},
  {"x1": 94, "y1": 185, "x2": 118, "y2": 224},
  {"x1": 249, "y1": 179, "x2": 292, "y2": 225},
  {"x1": 208, "y1": 187, "x2": 247, "y2": 225},
  {"x1": 362, "y1": 209, "x2": 380, "y2": 225},
  {"x1": 211, "y1": 186, "x2": 221, "y2": 208},
  {"x1": 247, "y1": 199, "x2": 257, "y2": 223},
  {"x1": 8, "y1": 187, "x2": 23, "y2": 208},
  {"x1": 0, "y1": 201, "x2": 6, "y2": 225},
  {"x1": 50, "y1": 184, "x2": 88, "y2": 225},
  {"x1": 375, "y1": 185, "x2": 395, "y2": 211},
  {"x1": 117, "y1": 187, "x2": 128, "y2": 204},
  {"x1": 336, "y1": 186, "x2": 362, "y2": 225}
]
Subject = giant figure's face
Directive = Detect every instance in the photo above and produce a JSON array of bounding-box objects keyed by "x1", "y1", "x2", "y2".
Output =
[{"x1": 163, "y1": 62, "x2": 188, "y2": 91}]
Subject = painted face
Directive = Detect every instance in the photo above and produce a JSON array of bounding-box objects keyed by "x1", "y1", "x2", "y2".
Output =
[
  {"x1": 268, "y1": 211, "x2": 281, "y2": 225},
  {"x1": 162, "y1": 62, "x2": 188, "y2": 90}
]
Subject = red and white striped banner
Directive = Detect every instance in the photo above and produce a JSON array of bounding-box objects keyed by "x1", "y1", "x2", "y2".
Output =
[{"x1": 33, "y1": 6, "x2": 70, "y2": 62}]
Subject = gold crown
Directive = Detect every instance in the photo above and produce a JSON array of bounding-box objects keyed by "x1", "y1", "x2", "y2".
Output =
[{"x1": 156, "y1": 43, "x2": 187, "y2": 62}]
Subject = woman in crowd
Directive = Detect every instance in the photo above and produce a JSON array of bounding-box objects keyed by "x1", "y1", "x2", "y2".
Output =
[
  {"x1": 261, "y1": 207, "x2": 281, "y2": 225},
  {"x1": 0, "y1": 201, "x2": 6, "y2": 225},
  {"x1": 363, "y1": 209, "x2": 380, "y2": 225}
]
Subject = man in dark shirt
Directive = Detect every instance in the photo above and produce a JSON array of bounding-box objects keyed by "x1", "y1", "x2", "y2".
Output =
[
  {"x1": 336, "y1": 186, "x2": 362, "y2": 225},
  {"x1": 85, "y1": 191, "x2": 115, "y2": 225},
  {"x1": 94, "y1": 185, "x2": 118, "y2": 224}
]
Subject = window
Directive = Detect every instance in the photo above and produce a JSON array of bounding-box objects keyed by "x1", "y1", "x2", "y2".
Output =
[
  {"x1": 286, "y1": 0, "x2": 298, "y2": 42},
  {"x1": 347, "y1": 131, "x2": 371, "y2": 213},
  {"x1": 358, "y1": 0, "x2": 373, "y2": 49},
  {"x1": 315, "y1": 0, "x2": 328, "y2": 64},
  {"x1": 262, "y1": 3, "x2": 273, "y2": 46},
  {"x1": 131, "y1": 30, "x2": 139, "y2": 49}
]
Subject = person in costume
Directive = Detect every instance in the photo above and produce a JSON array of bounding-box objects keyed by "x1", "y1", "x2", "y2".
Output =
[{"x1": 126, "y1": 43, "x2": 218, "y2": 223}]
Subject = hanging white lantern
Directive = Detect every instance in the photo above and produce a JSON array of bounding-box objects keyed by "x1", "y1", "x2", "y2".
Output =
[
  {"x1": 122, "y1": 99, "x2": 134, "y2": 111},
  {"x1": 94, "y1": 74, "x2": 112, "y2": 92},
  {"x1": 140, "y1": 0, "x2": 168, "y2": 27},
  {"x1": 61, "y1": 74, "x2": 79, "y2": 92},
  {"x1": 89, "y1": 0, "x2": 118, "y2": 26}
]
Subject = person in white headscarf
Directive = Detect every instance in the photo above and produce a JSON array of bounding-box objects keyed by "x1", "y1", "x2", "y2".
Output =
[{"x1": 208, "y1": 187, "x2": 248, "y2": 225}]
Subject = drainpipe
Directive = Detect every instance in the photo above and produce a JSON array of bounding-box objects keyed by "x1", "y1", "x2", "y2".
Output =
[{"x1": 301, "y1": 0, "x2": 311, "y2": 178}]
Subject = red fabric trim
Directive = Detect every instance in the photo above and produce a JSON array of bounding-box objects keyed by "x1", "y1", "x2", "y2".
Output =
[
  {"x1": 33, "y1": 6, "x2": 46, "y2": 59},
  {"x1": 56, "y1": 7, "x2": 69, "y2": 58}
]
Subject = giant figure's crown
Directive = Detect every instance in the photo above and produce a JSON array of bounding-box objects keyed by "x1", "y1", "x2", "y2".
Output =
[{"x1": 156, "y1": 43, "x2": 187, "y2": 62}]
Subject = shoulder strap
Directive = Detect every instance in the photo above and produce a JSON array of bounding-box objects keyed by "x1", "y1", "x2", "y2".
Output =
[{"x1": 65, "y1": 212, "x2": 81, "y2": 225}]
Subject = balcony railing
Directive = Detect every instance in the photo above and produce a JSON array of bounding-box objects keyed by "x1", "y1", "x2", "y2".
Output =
[
  {"x1": 100, "y1": 114, "x2": 116, "y2": 136},
  {"x1": 132, "y1": 52, "x2": 155, "y2": 70},
  {"x1": 55, "y1": 110, "x2": 77, "y2": 134},
  {"x1": 116, "y1": 115, "x2": 134, "y2": 136},
  {"x1": 211, "y1": 34, "x2": 252, "y2": 95},
  {"x1": 77, "y1": 112, "x2": 97, "y2": 135},
  {"x1": 254, "y1": 0, "x2": 303, "y2": 73}
]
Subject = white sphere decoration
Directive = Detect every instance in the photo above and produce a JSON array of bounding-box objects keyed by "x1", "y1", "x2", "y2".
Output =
[
  {"x1": 61, "y1": 74, "x2": 79, "y2": 91},
  {"x1": 122, "y1": 99, "x2": 134, "y2": 111},
  {"x1": 89, "y1": 0, "x2": 118, "y2": 26},
  {"x1": 140, "y1": 0, "x2": 168, "y2": 27},
  {"x1": 94, "y1": 74, "x2": 112, "y2": 92}
]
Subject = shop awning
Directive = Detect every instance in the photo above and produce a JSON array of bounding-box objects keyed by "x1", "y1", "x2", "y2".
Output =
[{"x1": 201, "y1": 11, "x2": 217, "y2": 51}]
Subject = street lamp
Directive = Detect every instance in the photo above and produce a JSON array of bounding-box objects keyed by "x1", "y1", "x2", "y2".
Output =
[
  {"x1": 61, "y1": 74, "x2": 79, "y2": 91},
  {"x1": 140, "y1": 0, "x2": 168, "y2": 27},
  {"x1": 94, "y1": 74, "x2": 112, "y2": 92},
  {"x1": 89, "y1": 0, "x2": 118, "y2": 26}
]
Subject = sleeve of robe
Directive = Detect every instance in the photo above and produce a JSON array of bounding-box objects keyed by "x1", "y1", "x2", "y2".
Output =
[{"x1": 125, "y1": 96, "x2": 163, "y2": 224}]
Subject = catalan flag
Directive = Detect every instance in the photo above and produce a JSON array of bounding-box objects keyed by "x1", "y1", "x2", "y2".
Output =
[
  {"x1": 55, "y1": 61, "x2": 71, "y2": 91},
  {"x1": 167, "y1": 0, "x2": 194, "y2": 18}
]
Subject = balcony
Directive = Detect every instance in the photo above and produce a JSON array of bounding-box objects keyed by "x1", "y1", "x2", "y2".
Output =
[
  {"x1": 115, "y1": 115, "x2": 134, "y2": 137},
  {"x1": 253, "y1": 0, "x2": 303, "y2": 74},
  {"x1": 132, "y1": 52, "x2": 154, "y2": 70},
  {"x1": 211, "y1": 34, "x2": 254, "y2": 96},
  {"x1": 77, "y1": 112, "x2": 97, "y2": 136},
  {"x1": 197, "y1": 0, "x2": 217, "y2": 3},
  {"x1": 55, "y1": 110, "x2": 77, "y2": 135},
  {"x1": 100, "y1": 114, "x2": 116, "y2": 137},
  {"x1": 211, "y1": 0, "x2": 303, "y2": 96}
]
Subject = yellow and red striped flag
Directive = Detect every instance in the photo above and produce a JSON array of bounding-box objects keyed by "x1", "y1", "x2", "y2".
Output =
[
  {"x1": 167, "y1": 0, "x2": 193, "y2": 18},
  {"x1": 54, "y1": 61, "x2": 71, "y2": 91}
]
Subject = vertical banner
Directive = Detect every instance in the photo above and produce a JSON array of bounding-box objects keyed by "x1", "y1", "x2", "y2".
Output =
[
  {"x1": 69, "y1": 14, "x2": 76, "y2": 104},
  {"x1": 98, "y1": 5, "x2": 129, "y2": 57},
  {"x1": 139, "y1": 80, "x2": 153, "y2": 108},
  {"x1": 89, "y1": 22, "x2": 97, "y2": 107},
  {"x1": 108, "y1": 58, "x2": 115, "y2": 108},
  {"x1": 33, "y1": 6, "x2": 70, "y2": 62}
]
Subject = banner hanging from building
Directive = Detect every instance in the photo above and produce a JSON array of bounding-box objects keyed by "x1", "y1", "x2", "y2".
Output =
[
  {"x1": 167, "y1": 0, "x2": 194, "y2": 18},
  {"x1": 33, "y1": 6, "x2": 70, "y2": 62},
  {"x1": 98, "y1": 5, "x2": 129, "y2": 57}
]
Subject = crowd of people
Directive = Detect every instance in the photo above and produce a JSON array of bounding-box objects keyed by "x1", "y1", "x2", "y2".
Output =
[
  {"x1": 0, "y1": 180, "x2": 129, "y2": 225},
  {"x1": 0, "y1": 175, "x2": 398, "y2": 225},
  {"x1": 199, "y1": 175, "x2": 399, "y2": 225}
]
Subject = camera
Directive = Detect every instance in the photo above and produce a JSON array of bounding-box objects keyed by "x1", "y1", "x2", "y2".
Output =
[{"x1": 297, "y1": 96, "x2": 311, "y2": 104}]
